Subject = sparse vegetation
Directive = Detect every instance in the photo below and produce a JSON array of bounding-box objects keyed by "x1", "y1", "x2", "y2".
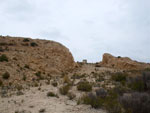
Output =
[
  {"x1": 22, "y1": 75, "x2": 26, "y2": 81},
  {"x1": 0, "y1": 42, "x2": 8, "y2": 46},
  {"x1": 0, "y1": 79, "x2": 3, "y2": 86},
  {"x1": 59, "y1": 84, "x2": 70, "y2": 95},
  {"x1": 128, "y1": 79, "x2": 144, "y2": 92},
  {"x1": 35, "y1": 71, "x2": 43, "y2": 79},
  {"x1": 16, "y1": 91, "x2": 24, "y2": 96},
  {"x1": 0, "y1": 54, "x2": 8, "y2": 62},
  {"x1": 2, "y1": 72, "x2": 10, "y2": 79},
  {"x1": 39, "y1": 108, "x2": 45, "y2": 113},
  {"x1": 117, "y1": 56, "x2": 121, "y2": 58},
  {"x1": 30, "y1": 42, "x2": 38, "y2": 47},
  {"x1": 104, "y1": 90, "x2": 122, "y2": 113},
  {"x1": 1, "y1": 36, "x2": 150, "y2": 113},
  {"x1": 96, "y1": 88, "x2": 107, "y2": 98},
  {"x1": 34, "y1": 82, "x2": 39, "y2": 87},
  {"x1": 120, "y1": 92, "x2": 150, "y2": 113},
  {"x1": 24, "y1": 64, "x2": 29, "y2": 69},
  {"x1": 112, "y1": 72, "x2": 127, "y2": 82},
  {"x1": 63, "y1": 75, "x2": 70, "y2": 84},
  {"x1": 111, "y1": 72, "x2": 127, "y2": 86},
  {"x1": 95, "y1": 76, "x2": 104, "y2": 82},
  {"x1": 46, "y1": 79, "x2": 50, "y2": 85},
  {"x1": 23, "y1": 38, "x2": 30, "y2": 42},
  {"x1": 51, "y1": 81, "x2": 58, "y2": 87},
  {"x1": 35, "y1": 71, "x2": 40, "y2": 77},
  {"x1": 78, "y1": 88, "x2": 123, "y2": 112},
  {"x1": 47, "y1": 91, "x2": 56, "y2": 97},
  {"x1": 81, "y1": 93, "x2": 103, "y2": 109},
  {"x1": 0, "y1": 47, "x2": 4, "y2": 52},
  {"x1": 77, "y1": 81, "x2": 92, "y2": 92},
  {"x1": 71, "y1": 73, "x2": 86, "y2": 79},
  {"x1": 127, "y1": 72, "x2": 150, "y2": 92},
  {"x1": 16, "y1": 85, "x2": 23, "y2": 91},
  {"x1": 67, "y1": 92, "x2": 76, "y2": 100},
  {"x1": 144, "y1": 68, "x2": 150, "y2": 72}
]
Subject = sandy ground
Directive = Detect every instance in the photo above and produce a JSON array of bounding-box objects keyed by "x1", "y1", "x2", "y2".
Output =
[
  {"x1": 0, "y1": 64, "x2": 118, "y2": 113},
  {"x1": 0, "y1": 84, "x2": 106, "y2": 113}
]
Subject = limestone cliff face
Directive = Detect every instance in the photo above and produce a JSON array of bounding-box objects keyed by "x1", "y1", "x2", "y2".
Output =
[
  {"x1": 0, "y1": 36, "x2": 75, "y2": 85},
  {"x1": 101, "y1": 53, "x2": 150, "y2": 70}
]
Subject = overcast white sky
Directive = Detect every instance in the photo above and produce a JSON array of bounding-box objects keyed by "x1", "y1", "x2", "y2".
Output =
[{"x1": 0, "y1": 0, "x2": 150, "y2": 62}]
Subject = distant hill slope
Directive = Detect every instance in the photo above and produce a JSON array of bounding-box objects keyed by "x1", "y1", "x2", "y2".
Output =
[
  {"x1": 0, "y1": 36, "x2": 75, "y2": 85},
  {"x1": 100, "y1": 53, "x2": 150, "y2": 70}
]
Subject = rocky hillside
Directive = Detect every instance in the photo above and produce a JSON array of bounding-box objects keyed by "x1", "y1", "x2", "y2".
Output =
[
  {"x1": 1, "y1": 37, "x2": 150, "y2": 113},
  {"x1": 100, "y1": 53, "x2": 150, "y2": 70},
  {"x1": 0, "y1": 36, "x2": 75, "y2": 85}
]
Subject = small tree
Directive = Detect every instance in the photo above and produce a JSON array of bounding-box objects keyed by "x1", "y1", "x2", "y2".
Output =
[{"x1": 0, "y1": 54, "x2": 8, "y2": 62}]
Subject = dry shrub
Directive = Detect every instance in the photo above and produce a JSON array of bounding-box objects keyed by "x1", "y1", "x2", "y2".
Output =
[
  {"x1": 59, "y1": 84, "x2": 70, "y2": 95},
  {"x1": 120, "y1": 92, "x2": 150, "y2": 113},
  {"x1": 77, "y1": 81, "x2": 92, "y2": 92}
]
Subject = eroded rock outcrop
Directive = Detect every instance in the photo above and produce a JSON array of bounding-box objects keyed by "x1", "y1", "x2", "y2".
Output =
[
  {"x1": 101, "y1": 53, "x2": 150, "y2": 70},
  {"x1": 0, "y1": 36, "x2": 75, "y2": 85}
]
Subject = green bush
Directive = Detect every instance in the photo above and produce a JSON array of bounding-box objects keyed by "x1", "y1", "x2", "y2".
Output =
[
  {"x1": 117, "y1": 56, "x2": 121, "y2": 58},
  {"x1": 142, "y1": 72, "x2": 150, "y2": 91},
  {"x1": 67, "y1": 92, "x2": 76, "y2": 100},
  {"x1": 79, "y1": 89, "x2": 122, "y2": 112},
  {"x1": 96, "y1": 88, "x2": 107, "y2": 98},
  {"x1": 120, "y1": 92, "x2": 150, "y2": 113},
  {"x1": 30, "y1": 42, "x2": 38, "y2": 47},
  {"x1": 113, "y1": 85, "x2": 128, "y2": 96},
  {"x1": 77, "y1": 81, "x2": 92, "y2": 92},
  {"x1": 35, "y1": 71, "x2": 42, "y2": 78},
  {"x1": 47, "y1": 91, "x2": 56, "y2": 97},
  {"x1": 0, "y1": 54, "x2": 8, "y2": 62},
  {"x1": 0, "y1": 42, "x2": 8, "y2": 46},
  {"x1": 144, "y1": 68, "x2": 150, "y2": 72},
  {"x1": 22, "y1": 75, "x2": 26, "y2": 81},
  {"x1": 95, "y1": 76, "x2": 104, "y2": 82},
  {"x1": 51, "y1": 81, "x2": 58, "y2": 87},
  {"x1": 126, "y1": 72, "x2": 150, "y2": 92},
  {"x1": 81, "y1": 93, "x2": 103, "y2": 109},
  {"x1": 2, "y1": 72, "x2": 10, "y2": 79},
  {"x1": 0, "y1": 47, "x2": 4, "y2": 52},
  {"x1": 128, "y1": 80, "x2": 144, "y2": 92},
  {"x1": 16, "y1": 85, "x2": 23, "y2": 91},
  {"x1": 23, "y1": 38, "x2": 30, "y2": 42},
  {"x1": 104, "y1": 98, "x2": 122, "y2": 113},
  {"x1": 39, "y1": 109, "x2": 45, "y2": 113},
  {"x1": 59, "y1": 85, "x2": 70, "y2": 95},
  {"x1": 34, "y1": 82, "x2": 39, "y2": 87},
  {"x1": 103, "y1": 91, "x2": 122, "y2": 113},
  {"x1": 71, "y1": 73, "x2": 86, "y2": 79},
  {"x1": 112, "y1": 72, "x2": 127, "y2": 82},
  {"x1": 0, "y1": 79, "x2": 3, "y2": 86},
  {"x1": 24, "y1": 64, "x2": 29, "y2": 69}
]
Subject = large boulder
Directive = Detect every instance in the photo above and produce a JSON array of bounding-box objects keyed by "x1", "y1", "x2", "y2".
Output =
[{"x1": 101, "y1": 53, "x2": 150, "y2": 70}]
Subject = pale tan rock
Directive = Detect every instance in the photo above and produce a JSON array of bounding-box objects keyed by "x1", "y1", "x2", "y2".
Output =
[
  {"x1": 0, "y1": 36, "x2": 75, "y2": 84},
  {"x1": 101, "y1": 53, "x2": 150, "y2": 70}
]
